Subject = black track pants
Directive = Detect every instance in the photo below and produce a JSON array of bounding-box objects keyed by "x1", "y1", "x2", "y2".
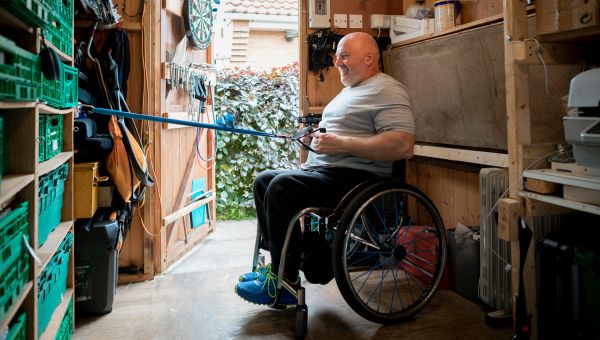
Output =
[{"x1": 252, "y1": 166, "x2": 377, "y2": 278}]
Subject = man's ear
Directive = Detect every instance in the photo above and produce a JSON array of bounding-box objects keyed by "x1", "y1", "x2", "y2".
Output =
[{"x1": 365, "y1": 52, "x2": 373, "y2": 66}]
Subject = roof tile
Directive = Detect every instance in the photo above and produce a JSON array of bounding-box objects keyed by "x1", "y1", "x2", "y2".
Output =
[{"x1": 224, "y1": 0, "x2": 298, "y2": 16}]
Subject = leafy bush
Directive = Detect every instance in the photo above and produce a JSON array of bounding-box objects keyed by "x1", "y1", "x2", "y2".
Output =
[{"x1": 215, "y1": 63, "x2": 300, "y2": 220}]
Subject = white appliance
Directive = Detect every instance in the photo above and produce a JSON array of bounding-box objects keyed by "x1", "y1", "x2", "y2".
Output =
[{"x1": 389, "y1": 16, "x2": 434, "y2": 44}]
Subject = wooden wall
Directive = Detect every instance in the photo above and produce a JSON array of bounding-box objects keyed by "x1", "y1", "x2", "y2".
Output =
[
  {"x1": 103, "y1": 0, "x2": 216, "y2": 280},
  {"x1": 301, "y1": 0, "x2": 404, "y2": 111},
  {"x1": 407, "y1": 158, "x2": 481, "y2": 229},
  {"x1": 402, "y1": 0, "x2": 503, "y2": 23}
]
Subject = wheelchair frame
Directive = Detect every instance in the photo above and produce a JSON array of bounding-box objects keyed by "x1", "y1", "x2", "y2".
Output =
[{"x1": 250, "y1": 177, "x2": 447, "y2": 338}]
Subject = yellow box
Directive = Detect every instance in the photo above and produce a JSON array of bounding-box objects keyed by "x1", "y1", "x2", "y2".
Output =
[{"x1": 74, "y1": 162, "x2": 108, "y2": 218}]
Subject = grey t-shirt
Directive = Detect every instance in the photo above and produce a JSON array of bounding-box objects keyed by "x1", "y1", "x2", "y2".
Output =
[{"x1": 303, "y1": 72, "x2": 414, "y2": 176}]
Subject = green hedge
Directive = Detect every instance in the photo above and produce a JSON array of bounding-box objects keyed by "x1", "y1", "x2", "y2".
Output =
[{"x1": 215, "y1": 63, "x2": 300, "y2": 220}]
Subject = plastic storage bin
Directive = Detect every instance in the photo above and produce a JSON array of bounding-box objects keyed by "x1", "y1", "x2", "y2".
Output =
[
  {"x1": 75, "y1": 215, "x2": 119, "y2": 316},
  {"x1": 447, "y1": 228, "x2": 480, "y2": 302},
  {"x1": 38, "y1": 231, "x2": 72, "y2": 336},
  {"x1": 5, "y1": 312, "x2": 26, "y2": 340},
  {"x1": 39, "y1": 64, "x2": 77, "y2": 109},
  {"x1": 54, "y1": 299, "x2": 73, "y2": 340},
  {"x1": 38, "y1": 163, "x2": 68, "y2": 247},
  {"x1": 0, "y1": 34, "x2": 39, "y2": 102},
  {"x1": 0, "y1": 202, "x2": 29, "y2": 321},
  {"x1": 38, "y1": 114, "x2": 64, "y2": 162}
]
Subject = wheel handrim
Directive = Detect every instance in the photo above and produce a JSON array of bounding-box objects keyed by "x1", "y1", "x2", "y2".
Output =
[{"x1": 340, "y1": 188, "x2": 446, "y2": 319}]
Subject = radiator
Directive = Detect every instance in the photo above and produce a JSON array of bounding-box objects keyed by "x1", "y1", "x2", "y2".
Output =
[
  {"x1": 479, "y1": 168, "x2": 562, "y2": 312},
  {"x1": 479, "y1": 168, "x2": 511, "y2": 312}
]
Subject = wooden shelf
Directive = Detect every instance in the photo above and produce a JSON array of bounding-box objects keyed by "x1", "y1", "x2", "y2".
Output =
[
  {"x1": 523, "y1": 169, "x2": 600, "y2": 191},
  {"x1": 0, "y1": 281, "x2": 33, "y2": 332},
  {"x1": 38, "y1": 35, "x2": 72, "y2": 63},
  {"x1": 413, "y1": 144, "x2": 508, "y2": 167},
  {"x1": 38, "y1": 104, "x2": 73, "y2": 115},
  {"x1": 0, "y1": 101, "x2": 37, "y2": 110},
  {"x1": 0, "y1": 7, "x2": 35, "y2": 34},
  {"x1": 39, "y1": 288, "x2": 73, "y2": 340},
  {"x1": 520, "y1": 191, "x2": 600, "y2": 216},
  {"x1": 36, "y1": 152, "x2": 73, "y2": 177},
  {"x1": 37, "y1": 221, "x2": 73, "y2": 278},
  {"x1": 0, "y1": 174, "x2": 34, "y2": 208},
  {"x1": 391, "y1": 13, "x2": 504, "y2": 48}
]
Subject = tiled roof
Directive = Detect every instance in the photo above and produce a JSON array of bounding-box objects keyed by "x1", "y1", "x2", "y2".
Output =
[{"x1": 224, "y1": 0, "x2": 298, "y2": 16}]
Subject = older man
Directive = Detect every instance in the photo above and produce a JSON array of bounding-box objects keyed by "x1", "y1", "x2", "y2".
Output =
[{"x1": 235, "y1": 32, "x2": 415, "y2": 306}]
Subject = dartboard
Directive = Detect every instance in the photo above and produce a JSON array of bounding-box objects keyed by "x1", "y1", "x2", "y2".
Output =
[{"x1": 183, "y1": 0, "x2": 214, "y2": 49}]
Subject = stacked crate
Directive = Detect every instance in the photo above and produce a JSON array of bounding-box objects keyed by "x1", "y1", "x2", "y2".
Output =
[{"x1": 0, "y1": 202, "x2": 29, "y2": 320}]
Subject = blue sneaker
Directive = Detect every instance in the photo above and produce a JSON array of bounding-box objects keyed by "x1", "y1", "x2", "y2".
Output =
[
  {"x1": 238, "y1": 263, "x2": 271, "y2": 282},
  {"x1": 235, "y1": 269, "x2": 298, "y2": 306}
]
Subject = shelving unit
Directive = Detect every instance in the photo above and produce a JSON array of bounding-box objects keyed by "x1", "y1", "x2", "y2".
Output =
[
  {"x1": 0, "y1": 1, "x2": 75, "y2": 339},
  {"x1": 378, "y1": 1, "x2": 600, "y2": 339}
]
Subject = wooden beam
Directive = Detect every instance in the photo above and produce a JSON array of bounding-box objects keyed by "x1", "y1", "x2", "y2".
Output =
[
  {"x1": 163, "y1": 0, "x2": 184, "y2": 17},
  {"x1": 525, "y1": 178, "x2": 559, "y2": 194},
  {"x1": 504, "y1": 0, "x2": 530, "y2": 199},
  {"x1": 498, "y1": 198, "x2": 520, "y2": 241},
  {"x1": 413, "y1": 145, "x2": 508, "y2": 167},
  {"x1": 513, "y1": 40, "x2": 583, "y2": 65},
  {"x1": 165, "y1": 147, "x2": 197, "y2": 245},
  {"x1": 163, "y1": 195, "x2": 214, "y2": 226}
]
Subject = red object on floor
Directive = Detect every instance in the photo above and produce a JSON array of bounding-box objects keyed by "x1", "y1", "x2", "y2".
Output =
[{"x1": 397, "y1": 225, "x2": 450, "y2": 289}]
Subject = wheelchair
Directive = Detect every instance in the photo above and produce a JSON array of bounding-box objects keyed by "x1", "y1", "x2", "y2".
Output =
[{"x1": 249, "y1": 172, "x2": 448, "y2": 338}]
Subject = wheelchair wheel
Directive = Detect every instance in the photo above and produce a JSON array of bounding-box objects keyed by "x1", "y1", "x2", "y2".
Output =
[{"x1": 332, "y1": 181, "x2": 446, "y2": 324}]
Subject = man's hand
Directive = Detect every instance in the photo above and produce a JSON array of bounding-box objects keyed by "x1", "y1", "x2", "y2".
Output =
[
  {"x1": 313, "y1": 131, "x2": 345, "y2": 154},
  {"x1": 313, "y1": 130, "x2": 414, "y2": 160}
]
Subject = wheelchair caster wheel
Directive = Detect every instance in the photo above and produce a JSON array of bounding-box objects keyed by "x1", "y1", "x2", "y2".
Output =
[{"x1": 295, "y1": 304, "x2": 307, "y2": 339}]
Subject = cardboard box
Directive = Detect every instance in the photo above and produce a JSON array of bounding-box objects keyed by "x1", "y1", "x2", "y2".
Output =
[{"x1": 537, "y1": 0, "x2": 599, "y2": 36}]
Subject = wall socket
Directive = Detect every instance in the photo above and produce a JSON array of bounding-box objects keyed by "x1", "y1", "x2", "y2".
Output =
[
  {"x1": 349, "y1": 14, "x2": 363, "y2": 28},
  {"x1": 334, "y1": 14, "x2": 347, "y2": 28}
]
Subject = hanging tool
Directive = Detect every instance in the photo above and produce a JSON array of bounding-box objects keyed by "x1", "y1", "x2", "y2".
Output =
[{"x1": 79, "y1": 105, "x2": 325, "y2": 152}]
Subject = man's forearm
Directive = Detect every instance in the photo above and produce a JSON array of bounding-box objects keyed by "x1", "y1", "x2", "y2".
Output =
[{"x1": 340, "y1": 131, "x2": 414, "y2": 161}]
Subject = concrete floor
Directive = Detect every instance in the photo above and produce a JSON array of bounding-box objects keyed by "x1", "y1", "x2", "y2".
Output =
[{"x1": 74, "y1": 220, "x2": 512, "y2": 339}]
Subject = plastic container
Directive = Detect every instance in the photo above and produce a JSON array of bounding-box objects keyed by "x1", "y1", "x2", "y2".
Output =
[
  {"x1": 75, "y1": 216, "x2": 119, "y2": 316},
  {"x1": 38, "y1": 163, "x2": 68, "y2": 247},
  {"x1": 434, "y1": 0, "x2": 461, "y2": 32},
  {"x1": 0, "y1": 0, "x2": 52, "y2": 27},
  {"x1": 0, "y1": 244, "x2": 29, "y2": 321},
  {"x1": 5, "y1": 312, "x2": 26, "y2": 340},
  {"x1": 55, "y1": 299, "x2": 73, "y2": 340},
  {"x1": 40, "y1": 64, "x2": 78, "y2": 109},
  {"x1": 447, "y1": 228, "x2": 480, "y2": 302},
  {"x1": 38, "y1": 114, "x2": 64, "y2": 162},
  {"x1": 0, "y1": 202, "x2": 29, "y2": 273},
  {"x1": 0, "y1": 34, "x2": 39, "y2": 101},
  {"x1": 38, "y1": 232, "x2": 73, "y2": 336}
]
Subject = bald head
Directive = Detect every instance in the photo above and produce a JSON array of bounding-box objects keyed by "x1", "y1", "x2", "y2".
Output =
[{"x1": 335, "y1": 32, "x2": 381, "y2": 87}]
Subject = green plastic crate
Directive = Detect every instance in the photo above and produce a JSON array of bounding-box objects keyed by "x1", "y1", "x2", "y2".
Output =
[
  {"x1": 0, "y1": 115, "x2": 4, "y2": 189},
  {"x1": 0, "y1": 0, "x2": 52, "y2": 28},
  {"x1": 0, "y1": 34, "x2": 39, "y2": 102},
  {"x1": 0, "y1": 201, "x2": 28, "y2": 256},
  {"x1": 38, "y1": 232, "x2": 72, "y2": 337},
  {"x1": 5, "y1": 312, "x2": 26, "y2": 340},
  {"x1": 0, "y1": 217, "x2": 28, "y2": 276},
  {"x1": 54, "y1": 299, "x2": 73, "y2": 340},
  {"x1": 38, "y1": 163, "x2": 68, "y2": 247},
  {"x1": 575, "y1": 249, "x2": 600, "y2": 335},
  {"x1": 0, "y1": 75, "x2": 38, "y2": 101},
  {"x1": 44, "y1": 18, "x2": 72, "y2": 57},
  {"x1": 0, "y1": 34, "x2": 39, "y2": 84},
  {"x1": 40, "y1": 64, "x2": 78, "y2": 109},
  {"x1": 38, "y1": 114, "x2": 63, "y2": 162},
  {"x1": 47, "y1": 0, "x2": 73, "y2": 25},
  {"x1": 0, "y1": 243, "x2": 29, "y2": 321}
]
